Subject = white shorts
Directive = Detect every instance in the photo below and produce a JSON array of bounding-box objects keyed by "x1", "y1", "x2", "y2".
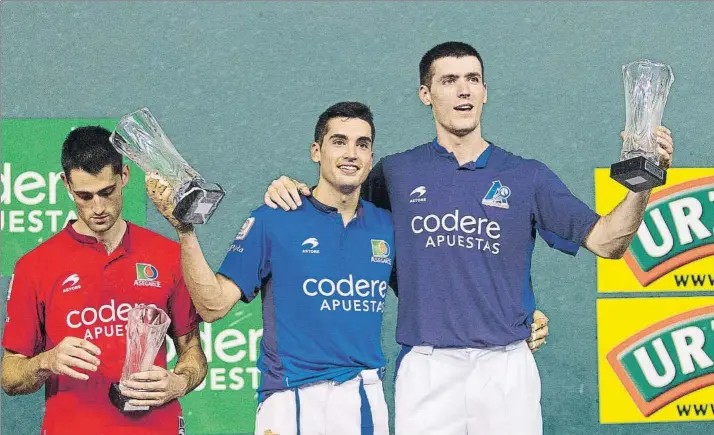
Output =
[
  {"x1": 395, "y1": 340, "x2": 541, "y2": 435},
  {"x1": 254, "y1": 369, "x2": 389, "y2": 435}
]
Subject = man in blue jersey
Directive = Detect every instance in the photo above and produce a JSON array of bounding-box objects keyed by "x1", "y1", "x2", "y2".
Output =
[
  {"x1": 264, "y1": 42, "x2": 674, "y2": 435},
  {"x1": 146, "y1": 102, "x2": 393, "y2": 435}
]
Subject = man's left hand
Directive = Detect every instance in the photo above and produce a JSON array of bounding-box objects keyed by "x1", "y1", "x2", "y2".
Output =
[
  {"x1": 619, "y1": 125, "x2": 674, "y2": 169},
  {"x1": 121, "y1": 365, "x2": 188, "y2": 408},
  {"x1": 527, "y1": 310, "x2": 549, "y2": 353}
]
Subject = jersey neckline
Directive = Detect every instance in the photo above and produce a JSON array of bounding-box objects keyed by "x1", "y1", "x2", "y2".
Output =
[
  {"x1": 64, "y1": 219, "x2": 134, "y2": 254},
  {"x1": 306, "y1": 187, "x2": 366, "y2": 219},
  {"x1": 430, "y1": 137, "x2": 495, "y2": 170}
]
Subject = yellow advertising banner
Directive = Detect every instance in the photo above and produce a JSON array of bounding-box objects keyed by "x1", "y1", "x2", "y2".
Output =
[
  {"x1": 595, "y1": 168, "x2": 714, "y2": 292},
  {"x1": 598, "y1": 297, "x2": 714, "y2": 423}
]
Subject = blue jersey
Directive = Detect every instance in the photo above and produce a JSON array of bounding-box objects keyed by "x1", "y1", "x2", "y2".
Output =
[
  {"x1": 218, "y1": 196, "x2": 394, "y2": 401},
  {"x1": 362, "y1": 139, "x2": 599, "y2": 348}
]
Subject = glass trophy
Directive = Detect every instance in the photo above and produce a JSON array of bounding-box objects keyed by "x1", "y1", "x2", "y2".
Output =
[
  {"x1": 109, "y1": 305, "x2": 171, "y2": 412},
  {"x1": 110, "y1": 107, "x2": 225, "y2": 224},
  {"x1": 610, "y1": 60, "x2": 674, "y2": 192}
]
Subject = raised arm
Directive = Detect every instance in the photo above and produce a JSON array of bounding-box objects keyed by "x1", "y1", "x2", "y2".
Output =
[
  {"x1": 584, "y1": 126, "x2": 673, "y2": 258},
  {"x1": 176, "y1": 229, "x2": 243, "y2": 322},
  {"x1": 145, "y1": 173, "x2": 242, "y2": 322}
]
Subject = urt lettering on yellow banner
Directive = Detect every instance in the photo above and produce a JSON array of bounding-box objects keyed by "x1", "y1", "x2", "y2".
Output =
[
  {"x1": 595, "y1": 168, "x2": 714, "y2": 292},
  {"x1": 598, "y1": 297, "x2": 714, "y2": 423}
]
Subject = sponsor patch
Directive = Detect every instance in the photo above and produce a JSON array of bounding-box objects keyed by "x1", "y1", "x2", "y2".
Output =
[{"x1": 236, "y1": 217, "x2": 255, "y2": 240}]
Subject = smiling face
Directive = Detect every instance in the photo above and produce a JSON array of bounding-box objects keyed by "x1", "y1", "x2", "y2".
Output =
[
  {"x1": 419, "y1": 56, "x2": 488, "y2": 138},
  {"x1": 311, "y1": 117, "x2": 374, "y2": 194},
  {"x1": 62, "y1": 164, "x2": 129, "y2": 234}
]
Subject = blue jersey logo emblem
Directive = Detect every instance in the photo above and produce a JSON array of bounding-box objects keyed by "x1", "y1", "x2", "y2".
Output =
[
  {"x1": 370, "y1": 239, "x2": 392, "y2": 265},
  {"x1": 482, "y1": 181, "x2": 511, "y2": 209},
  {"x1": 302, "y1": 237, "x2": 320, "y2": 254}
]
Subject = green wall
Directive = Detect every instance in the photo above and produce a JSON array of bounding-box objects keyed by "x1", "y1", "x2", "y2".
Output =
[{"x1": 2, "y1": 2, "x2": 713, "y2": 434}]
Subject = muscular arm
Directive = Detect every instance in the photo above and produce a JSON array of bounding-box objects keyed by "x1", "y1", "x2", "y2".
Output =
[
  {"x1": 1, "y1": 350, "x2": 51, "y2": 395},
  {"x1": 172, "y1": 328, "x2": 207, "y2": 396},
  {"x1": 584, "y1": 190, "x2": 650, "y2": 259},
  {"x1": 176, "y1": 228, "x2": 243, "y2": 323}
]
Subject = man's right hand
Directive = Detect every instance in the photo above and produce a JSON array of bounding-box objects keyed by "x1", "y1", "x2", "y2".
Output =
[
  {"x1": 39, "y1": 337, "x2": 101, "y2": 381},
  {"x1": 264, "y1": 176, "x2": 311, "y2": 211}
]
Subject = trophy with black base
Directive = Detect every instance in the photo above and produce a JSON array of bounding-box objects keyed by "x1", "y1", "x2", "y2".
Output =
[
  {"x1": 109, "y1": 305, "x2": 171, "y2": 412},
  {"x1": 610, "y1": 60, "x2": 674, "y2": 192},
  {"x1": 110, "y1": 107, "x2": 225, "y2": 224}
]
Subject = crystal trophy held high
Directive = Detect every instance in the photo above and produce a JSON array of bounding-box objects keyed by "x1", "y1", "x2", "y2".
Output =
[
  {"x1": 110, "y1": 107, "x2": 225, "y2": 224},
  {"x1": 610, "y1": 60, "x2": 674, "y2": 192},
  {"x1": 109, "y1": 305, "x2": 171, "y2": 412}
]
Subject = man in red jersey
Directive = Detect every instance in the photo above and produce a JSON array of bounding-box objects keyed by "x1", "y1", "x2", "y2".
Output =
[{"x1": 1, "y1": 126, "x2": 207, "y2": 435}]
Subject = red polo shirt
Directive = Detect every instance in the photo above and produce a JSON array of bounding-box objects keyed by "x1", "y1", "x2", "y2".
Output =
[{"x1": 2, "y1": 221, "x2": 200, "y2": 435}]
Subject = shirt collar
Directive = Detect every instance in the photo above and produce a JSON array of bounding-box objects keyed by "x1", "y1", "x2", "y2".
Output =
[
  {"x1": 307, "y1": 187, "x2": 365, "y2": 218},
  {"x1": 430, "y1": 137, "x2": 495, "y2": 169},
  {"x1": 64, "y1": 219, "x2": 133, "y2": 253}
]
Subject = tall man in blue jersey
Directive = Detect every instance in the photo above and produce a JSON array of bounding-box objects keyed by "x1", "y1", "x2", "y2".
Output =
[
  {"x1": 264, "y1": 42, "x2": 675, "y2": 435},
  {"x1": 146, "y1": 102, "x2": 393, "y2": 435}
]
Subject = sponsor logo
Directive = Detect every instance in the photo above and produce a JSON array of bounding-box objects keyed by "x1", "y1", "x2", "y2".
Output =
[
  {"x1": 135, "y1": 263, "x2": 161, "y2": 287},
  {"x1": 607, "y1": 303, "x2": 714, "y2": 418},
  {"x1": 595, "y1": 169, "x2": 714, "y2": 292},
  {"x1": 302, "y1": 274, "x2": 387, "y2": 313},
  {"x1": 597, "y1": 297, "x2": 714, "y2": 423},
  {"x1": 411, "y1": 209, "x2": 501, "y2": 254},
  {"x1": 370, "y1": 239, "x2": 392, "y2": 265},
  {"x1": 66, "y1": 298, "x2": 158, "y2": 340},
  {"x1": 62, "y1": 273, "x2": 82, "y2": 292},
  {"x1": 302, "y1": 237, "x2": 320, "y2": 254},
  {"x1": 482, "y1": 180, "x2": 511, "y2": 209},
  {"x1": 409, "y1": 186, "x2": 427, "y2": 203},
  {"x1": 235, "y1": 217, "x2": 255, "y2": 240},
  {"x1": 624, "y1": 176, "x2": 714, "y2": 286},
  {"x1": 63, "y1": 273, "x2": 79, "y2": 286},
  {"x1": 178, "y1": 416, "x2": 186, "y2": 435},
  {"x1": 164, "y1": 321, "x2": 265, "y2": 433},
  {"x1": 228, "y1": 244, "x2": 244, "y2": 253}
]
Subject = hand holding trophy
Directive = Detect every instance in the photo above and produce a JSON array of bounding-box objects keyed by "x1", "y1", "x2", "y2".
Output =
[
  {"x1": 110, "y1": 107, "x2": 224, "y2": 224},
  {"x1": 109, "y1": 305, "x2": 171, "y2": 412},
  {"x1": 610, "y1": 60, "x2": 674, "y2": 192}
]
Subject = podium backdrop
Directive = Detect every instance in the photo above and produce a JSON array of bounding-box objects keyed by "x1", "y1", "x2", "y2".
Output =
[{"x1": 2, "y1": 2, "x2": 714, "y2": 434}]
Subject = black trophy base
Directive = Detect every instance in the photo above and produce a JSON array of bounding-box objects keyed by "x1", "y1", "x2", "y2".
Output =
[
  {"x1": 173, "y1": 179, "x2": 225, "y2": 225},
  {"x1": 109, "y1": 382, "x2": 150, "y2": 413},
  {"x1": 610, "y1": 156, "x2": 666, "y2": 192}
]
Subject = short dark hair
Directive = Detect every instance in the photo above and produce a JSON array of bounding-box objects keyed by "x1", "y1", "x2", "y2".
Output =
[
  {"x1": 61, "y1": 126, "x2": 123, "y2": 182},
  {"x1": 419, "y1": 41, "x2": 484, "y2": 88},
  {"x1": 314, "y1": 102, "x2": 375, "y2": 144}
]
